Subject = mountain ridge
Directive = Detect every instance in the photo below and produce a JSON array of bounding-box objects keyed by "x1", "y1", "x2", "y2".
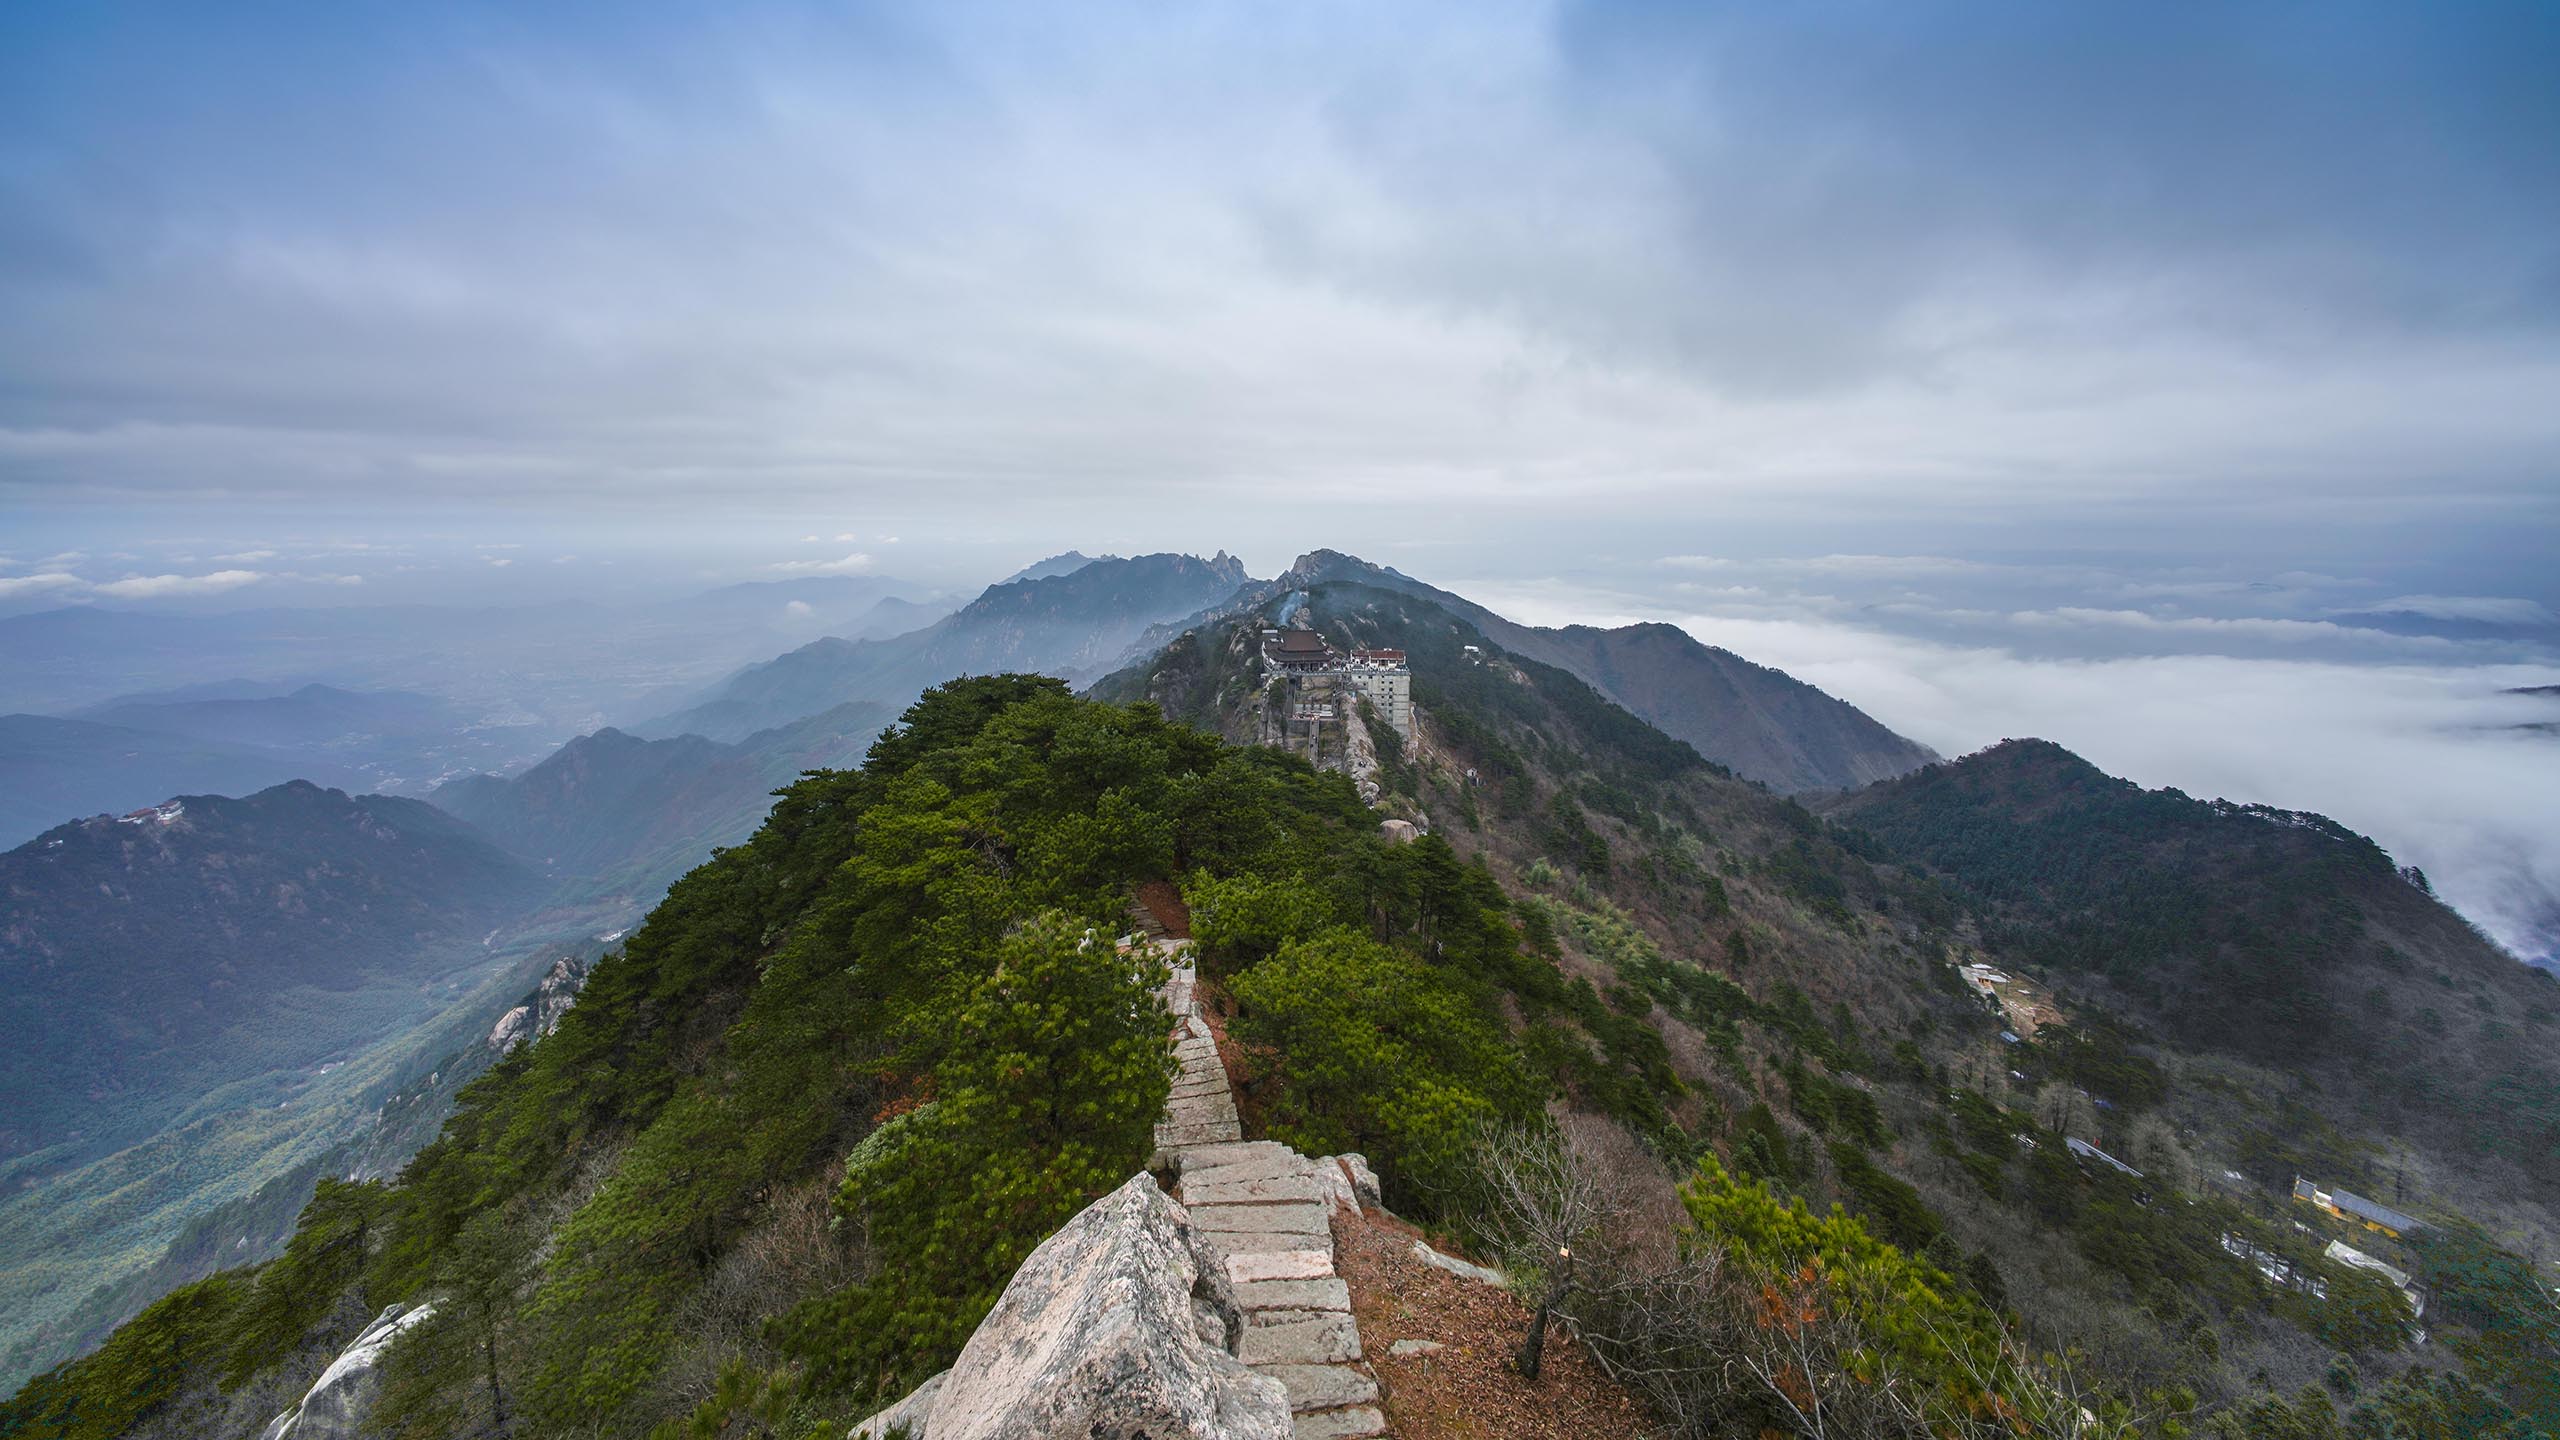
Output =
[
  {"x1": 1127, "y1": 548, "x2": 1936, "y2": 792},
  {"x1": 431, "y1": 699, "x2": 895, "y2": 906},
  {"x1": 643, "y1": 550, "x2": 1252, "y2": 741},
  {"x1": 0, "y1": 712, "x2": 375, "y2": 850}
]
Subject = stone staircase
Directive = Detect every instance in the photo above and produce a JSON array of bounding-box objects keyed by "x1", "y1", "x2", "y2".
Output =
[{"x1": 1149, "y1": 945, "x2": 1387, "y2": 1440}]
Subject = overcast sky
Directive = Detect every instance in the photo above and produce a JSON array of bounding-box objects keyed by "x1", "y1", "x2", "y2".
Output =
[{"x1": 3, "y1": 1, "x2": 2557, "y2": 953}]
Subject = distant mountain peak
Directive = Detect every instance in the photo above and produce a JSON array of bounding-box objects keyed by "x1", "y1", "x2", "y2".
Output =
[
  {"x1": 1145, "y1": 551, "x2": 1933, "y2": 792},
  {"x1": 1001, "y1": 551, "x2": 1113, "y2": 585},
  {"x1": 641, "y1": 552, "x2": 1259, "y2": 744}
]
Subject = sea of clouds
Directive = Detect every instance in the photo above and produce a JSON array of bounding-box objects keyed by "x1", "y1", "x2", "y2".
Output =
[{"x1": 1462, "y1": 563, "x2": 2560, "y2": 969}]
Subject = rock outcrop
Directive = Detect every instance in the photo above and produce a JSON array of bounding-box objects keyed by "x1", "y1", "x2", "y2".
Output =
[
  {"x1": 848, "y1": 1175, "x2": 1289, "y2": 1440},
  {"x1": 487, "y1": 954, "x2": 589, "y2": 1055},
  {"x1": 258, "y1": 1301, "x2": 438, "y2": 1440}
]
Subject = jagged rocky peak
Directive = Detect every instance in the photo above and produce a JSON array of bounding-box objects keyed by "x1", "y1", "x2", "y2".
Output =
[{"x1": 1278, "y1": 549, "x2": 1389, "y2": 586}]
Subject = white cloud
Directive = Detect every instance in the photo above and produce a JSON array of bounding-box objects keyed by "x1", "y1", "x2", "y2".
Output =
[
  {"x1": 91, "y1": 569, "x2": 266, "y2": 598},
  {"x1": 0, "y1": 571, "x2": 84, "y2": 599},
  {"x1": 799, "y1": 534, "x2": 822, "y2": 543},
  {"x1": 484, "y1": 555, "x2": 514, "y2": 567},
  {"x1": 2356, "y1": 594, "x2": 2558, "y2": 626},
  {"x1": 767, "y1": 551, "x2": 875, "y2": 575},
  {"x1": 833, "y1": 532, "x2": 859, "y2": 543},
  {"x1": 784, "y1": 599, "x2": 815, "y2": 617},
  {"x1": 2009, "y1": 606, "x2": 2468, "y2": 651},
  {"x1": 1457, "y1": 568, "x2": 2560, "y2": 962},
  {"x1": 1663, "y1": 610, "x2": 2560, "y2": 961},
  {"x1": 212, "y1": 548, "x2": 278, "y2": 562}
]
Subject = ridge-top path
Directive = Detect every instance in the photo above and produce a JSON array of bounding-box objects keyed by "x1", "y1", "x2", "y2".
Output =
[{"x1": 1144, "y1": 936, "x2": 1387, "y2": 1440}]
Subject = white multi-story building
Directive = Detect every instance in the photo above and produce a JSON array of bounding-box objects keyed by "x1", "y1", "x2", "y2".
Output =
[{"x1": 1338, "y1": 649, "x2": 1412, "y2": 738}]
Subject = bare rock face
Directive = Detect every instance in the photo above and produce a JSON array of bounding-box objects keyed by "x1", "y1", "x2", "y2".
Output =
[
  {"x1": 1342, "y1": 706, "x2": 1383, "y2": 805},
  {"x1": 258, "y1": 1301, "x2": 438, "y2": 1440},
  {"x1": 490, "y1": 954, "x2": 590, "y2": 1055},
  {"x1": 849, "y1": 1174, "x2": 1290, "y2": 1440}
]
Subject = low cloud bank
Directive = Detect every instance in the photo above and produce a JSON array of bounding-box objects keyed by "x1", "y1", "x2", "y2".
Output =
[{"x1": 1670, "y1": 614, "x2": 2560, "y2": 966}]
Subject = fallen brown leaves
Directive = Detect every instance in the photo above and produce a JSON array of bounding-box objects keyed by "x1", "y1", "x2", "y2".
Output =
[{"x1": 1334, "y1": 1207, "x2": 1654, "y2": 1440}]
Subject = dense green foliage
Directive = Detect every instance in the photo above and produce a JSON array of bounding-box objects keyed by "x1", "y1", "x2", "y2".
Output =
[
  {"x1": 2409, "y1": 1223, "x2": 2560, "y2": 1432},
  {"x1": 11, "y1": 675, "x2": 1664, "y2": 1436},
  {"x1": 1675, "y1": 1156, "x2": 2141, "y2": 1436},
  {"x1": 217, "y1": 1180, "x2": 387, "y2": 1390},
  {"x1": 774, "y1": 914, "x2": 1174, "y2": 1396},
  {"x1": 387, "y1": 677, "x2": 1352, "y2": 1428},
  {"x1": 0, "y1": 1274, "x2": 252, "y2": 1439},
  {"x1": 1231, "y1": 929, "x2": 1535, "y2": 1203}
]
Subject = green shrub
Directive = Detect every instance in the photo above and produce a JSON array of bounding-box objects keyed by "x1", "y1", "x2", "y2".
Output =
[{"x1": 1229, "y1": 929, "x2": 1534, "y2": 1208}]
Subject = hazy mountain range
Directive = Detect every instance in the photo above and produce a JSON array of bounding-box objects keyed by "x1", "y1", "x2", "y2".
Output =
[
  {"x1": 432, "y1": 700, "x2": 896, "y2": 908},
  {"x1": 7, "y1": 545, "x2": 2553, "y2": 1420},
  {"x1": 641, "y1": 551, "x2": 1252, "y2": 741}
]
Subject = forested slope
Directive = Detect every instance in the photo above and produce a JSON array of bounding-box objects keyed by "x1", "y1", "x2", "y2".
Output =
[
  {"x1": 15, "y1": 654, "x2": 2560, "y2": 1439},
  {"x1": 1834, "y1": 739, "x2": 2560, "y2": 1190}
]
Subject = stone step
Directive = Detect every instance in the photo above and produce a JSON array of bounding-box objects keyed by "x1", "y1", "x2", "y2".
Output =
[
  {"x1": 1164, "y1": 1095, "x2": 1239, "y2": 1126},
  {"x1": 1202, "y1": 1228, "x2": 1324, "y2": 1256},
  {"x1": 1185, "y1": 1172, "x2": 1323, "y2": 1207},
  {"x1": 1225, "y1": 1249, "x2": 1333, "y2": 1283},
  {"x1": 1292, "y1": 1404, "x2": 1388, "y2": 1439},
  {"x1": 1233, "y1": 1276, "x2": 1350, "y2": 1313},
  {"x1": 1245, "y1": 1307, "x2": 1341, "y2": 1330},
  {"x1": 1187, "y1": 1202, "x2": 1328, "y2": 1236},
  {"x1": 1181, "y1": 1152, "x2": 1312, "y2": 1187},
  {"x1": 1237, "y1": 1312, "x2": 1362, "y2": 1366},
  {"x1": 1257, "y1": 1364, "x2": 1379, "y2": 1413},
  {"x1": 1157, "y1": 1107, "x2": 1234, "y2": 1127},
  {"x1": 1153, "y1": 1121, "x2": 1242, "y2": 1148},
  {"x1": 1174, "y1": 1140, "x2": 1294, "y2": 1171}
]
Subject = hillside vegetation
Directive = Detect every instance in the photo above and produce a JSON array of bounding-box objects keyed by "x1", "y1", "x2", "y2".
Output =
[
  {"x1": 1834, "y1": 740, "x2": 2560, "y2": 1194},
  {"x1": 14, "y1": 589, "x2": 2560, "y2": 1438}
]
